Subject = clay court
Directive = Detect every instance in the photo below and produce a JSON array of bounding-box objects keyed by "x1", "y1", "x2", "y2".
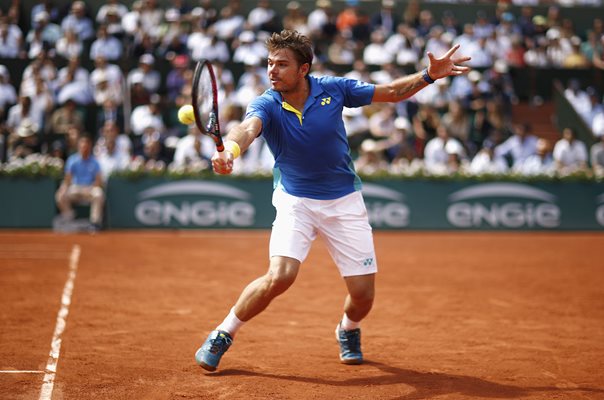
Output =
[{"x1": 1, "y1": 230, "x2": 603, "y2": 400}]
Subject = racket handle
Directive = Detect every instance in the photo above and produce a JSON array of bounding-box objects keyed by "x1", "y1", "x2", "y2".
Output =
[{"x1": 216, "y1": 149, "x2": 228, "y2": 161}]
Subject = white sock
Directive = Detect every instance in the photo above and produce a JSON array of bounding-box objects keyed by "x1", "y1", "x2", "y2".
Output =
[
  {"x1": 216, "y1": 308, "x2": 245, "y2": 337},
  {"x1": 340, "y1": 313, "x2": 361, "y2": 331}
]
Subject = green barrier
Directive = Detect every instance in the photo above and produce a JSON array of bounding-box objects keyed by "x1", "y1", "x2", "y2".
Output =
[
  {"x1": 107, "y1": 176, "x2": 604, "y2": 231},
  {"x1": 0, "y1": 177, "x2": 57, "y2": 228}
]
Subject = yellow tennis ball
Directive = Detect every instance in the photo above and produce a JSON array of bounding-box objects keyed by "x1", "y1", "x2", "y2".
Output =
[{"x1": 178, "y1": 105, "x2": 195, "y2": 125}]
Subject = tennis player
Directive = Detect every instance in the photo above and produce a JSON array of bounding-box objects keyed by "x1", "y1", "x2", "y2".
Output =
[{"x1": 195, "y1": 29, "x2": 470, "y2": 371}]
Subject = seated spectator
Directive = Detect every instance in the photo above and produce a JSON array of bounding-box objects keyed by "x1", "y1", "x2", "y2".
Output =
[
  {"x1": 383, "y1": 23, "x2": 419, "y2": 66},
  {"x1": 212, "y1": 4, "x2": 245, "y2": 40},
  {"x1": 127, "y1": 54, "x2": 161, "y2": 95},
  {"x1": 247, "y1": 0, "x2": 277, "y2": 32},
  {"x1": 370, "y1": 0, "x2": 398, "y2": 37},
  {"x1": 424, "y1": 125, "x2": 467, "y2": 174},
  {"x1": 515, "y1": 138, "x2": 555, "y2": 176},
  {"x1": 0, "y1": 16, "x2": 24, "y2": 58},
  {"x1": 187, "y1": 27, "x2": 230, "y2": 63},
  {"x1": 283, "y1": 1, "x2": 309, "y2": 36},
  {"x1": 89, "y1": 24, "x2": 123, "y2": 62},
  {"x1": 55, "y1": 135, "x2": 105, "y2": 230},
  {"x1": 363, "y1": 30, "x2": 393, "y2": 66},
  {"x1": 94, "y1": 120, "x2": 131, "y2": 159},
  {"x1": 96, "y1": 136, "x2": 130, "y2": 181},
  {"x1": 469, "y1": 143, "x2": 508, "y2": 175},
  {"x1": 441, "y1": 99, "x2": 471, "y2": 152},
  {"x1": 61, "y1": 1, "x2": 95, "y2": 42},
  {"x1": 96, "y1": 99, "x2": 124, "y2": 132},
  {"x1": 49, "y1": 99, "x2": 84, "y2": 139},
  {"x1": 55, "y1": 28, "x2": 83, "y2": 60},
  {"x1": 130, "y1": 95, "x2": 166, "y2": 137},
  {"x1": 172, "y1": 126, "x2": 212, "y2": 169},
  {"x1": 590, "y1": 134, "x2": 604, "y2": 177},
  {"x1": 7, "y1": 119, "x2": 42, "y2": 159},
  {"x1": 166, "y1": 55, "x2": 189, "y2": 102},
  {"x1": 30, "y1": 11, "x2": 61, "y2": 46},
  {"x1": 494, "y1": 122, "x2": 538, "y2": 169},
  {"x1": 327, "y1": 32, "x2": 356, "y2": 65},
  {"x1": 553, "y1": 127, "x2": 589, "y2": 175},
  {"x1": 96, "y1": 1, "x2": 129, "y2": 26},
  {"x1": 232, "y1": 30, "x2": 268, "y2": 67},
  {"x1": 0, "y1": 65, "x2": 17, "y2": 122},
  {"x1": 354, "y1": 139, "x2": 389, "y2": 175}
]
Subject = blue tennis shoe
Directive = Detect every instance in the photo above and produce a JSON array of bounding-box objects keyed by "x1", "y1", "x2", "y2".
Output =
[
  {"x1": 195, "y1": 330, "x2": 233, "y2": 371},
  {"x1": 335, "y1": 323, "x2": 363, "y2": 365}
]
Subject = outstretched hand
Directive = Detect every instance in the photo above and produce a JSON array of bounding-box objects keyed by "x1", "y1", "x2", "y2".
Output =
[
  {"x1": 211, "y1": 151, "x2": 234, "y2": 175},
  {"x1": 427, "y1": 44, "x2": 471, "y2": 80}
]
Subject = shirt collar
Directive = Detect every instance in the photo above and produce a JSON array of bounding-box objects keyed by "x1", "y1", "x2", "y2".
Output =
[{"x1": 268, "y1": 75, "x2": 324, "y2": 104}]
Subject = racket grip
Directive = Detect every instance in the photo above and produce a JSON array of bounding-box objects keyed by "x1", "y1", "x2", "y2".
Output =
[{"x1": 217, "y1": 149, "x2": 228, "y2": 161}]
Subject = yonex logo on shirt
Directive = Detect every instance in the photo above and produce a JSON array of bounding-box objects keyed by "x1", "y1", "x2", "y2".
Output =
[
  {"x1": 363, "y1": 258, "x2": 373, "y2": 266},
  {"x1": 320, "y1": 97, "x2": 331, "y2": 106}
]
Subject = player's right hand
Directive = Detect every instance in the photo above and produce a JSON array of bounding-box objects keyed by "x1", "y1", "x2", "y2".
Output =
[{"x1": 211, "y1": 151, "x2": 234, "y2": 174}]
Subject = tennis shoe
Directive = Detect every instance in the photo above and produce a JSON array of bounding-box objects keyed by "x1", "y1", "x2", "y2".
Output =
[
  {"x1": 195, "y1": 330, "x2": 233, "y2": 371},
  {"x1": 335, "y1": 323, "x2": 363, "y2": 365}
]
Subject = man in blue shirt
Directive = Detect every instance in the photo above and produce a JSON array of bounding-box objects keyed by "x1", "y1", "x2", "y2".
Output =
[
  {"x1": 195, "y1": 30, "x2": 470, "y2": 371},
  {"x1": 55, "y1": 135, "x2": 105, "y2": 230}
]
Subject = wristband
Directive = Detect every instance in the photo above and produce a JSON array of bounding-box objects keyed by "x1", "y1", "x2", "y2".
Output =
[
  {"x1": 224, "y1": 140, "x2": 241, "y2": 159},
  {"x1": 422, "y1": 69, "x2": 436, "y2": 84}
]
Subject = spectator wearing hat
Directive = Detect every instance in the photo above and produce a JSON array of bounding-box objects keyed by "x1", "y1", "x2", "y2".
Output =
[
  {"x1": 96, "y1": 0, "x2": 129, "y2": 25},
  {"x1": 30, "y1": 11, "x2": 61, "y2": 46},
  {"x1": 7, "y1": 119, "x2": 42, "y2": 159},
  {"x1": 61, "y1": 1, "x2": 94, "y2": 42},
  {"x1": 127, "y1": 54, "x2": 161, "y2": 95},
  {"x1": 91, "y1": 70, "x2": 122, "y2": 107},
  {"x1": 55, "y1": 134, "x2": 105, "y2": 230},
  {"x1": 89, "y1": 24, "x2": 123, "y2": 62}
]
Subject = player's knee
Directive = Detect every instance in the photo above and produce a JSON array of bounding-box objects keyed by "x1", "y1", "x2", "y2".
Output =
[
  {"x1": 350, "y1": 288, "x2": 374, "y2": 307},
  {"x1": 265, "y1": 267, "x2": 297, "y2": 296}
]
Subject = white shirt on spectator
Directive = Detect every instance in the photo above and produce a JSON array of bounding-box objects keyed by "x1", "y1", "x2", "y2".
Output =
[
  {"x1": 553, "y1": 138, "x2": 588, "y2": 170},
  {"x1": 0, "y1": 24, "x2": 23, "y2": 58},
  {"x1": 494, "y1": 134, "x2": 539, "y2": 168},
  {"x1": 469, "y1": 150, "x2": 509, "y2": 175},
  {"x1": 515, "y1": 154, "x2": 556, "y2": 176}
]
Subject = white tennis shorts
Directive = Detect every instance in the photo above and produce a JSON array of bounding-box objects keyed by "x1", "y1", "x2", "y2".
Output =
[{"x1": 269, "y1": 189, "x2": 377, "y2": 277}]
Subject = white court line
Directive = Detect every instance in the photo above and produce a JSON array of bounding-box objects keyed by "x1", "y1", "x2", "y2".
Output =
[
  {"x1": 0, "y1": 370, "x2": 44, "y2": 374},
  {"x1": 39, "y1": 244, "x2": 81, "y2": 400}
]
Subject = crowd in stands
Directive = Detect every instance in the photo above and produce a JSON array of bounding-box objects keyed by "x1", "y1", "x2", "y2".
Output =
[{"x1": 1, "y1": 0, "x2": 604, "y2": 183}]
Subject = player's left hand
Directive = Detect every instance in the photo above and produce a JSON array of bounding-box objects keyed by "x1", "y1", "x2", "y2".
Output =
[
  {"x1": 427, "y1": 44, "x2": 471, "y2": 80},
  {"x1": 211, "y1": 151, "x2": 234, "y2": 175}
]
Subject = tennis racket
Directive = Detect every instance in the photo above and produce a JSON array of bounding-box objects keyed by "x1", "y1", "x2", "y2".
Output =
[{"x1": 191, "y1": 59, "x2": 226, "y2": 160}]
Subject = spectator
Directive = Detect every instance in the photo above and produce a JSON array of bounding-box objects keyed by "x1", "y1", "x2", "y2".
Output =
[
  {"x1": 494, "y1": 122, "x2": 539, "y2": 169},
  {"x1": 89, "y1": 24, "x2": 123, "y2": 62},
  {"x1": 172, "y1": 125, "x2": 212, "y2": 169},
  {"x1": 96, "y1": 1, "x2": 129, "y2": 26},
  {"x1": 0, "y1": 66, "x2": 17, "y2": 122},
  {"x1": 55, "y1": 28, "x2": 83, "y2": 60},
  {"x1": 469, "y1": 142, "x2": 508, "y2": 175},
  {"x1": 307, "y1": 0, "x2": 334, "y2": 40},
  {"x1": 247, "y1": 0, "x2": 277, "y2": 32},
  {"x1": 55, "y1": 135, "x2": 105, "y2": 230},
  {"x1": 139, "y1": 0, "x2": 164, "y2": 39},
  {"x1": 0, "y1": 16, "x2": 24, "y2": 58},
  {"x1": 336, "y1": 0, "x2": 370, "y2": 42},
  {"x1": 370, "y1": 0, "x2": 399, "y2": 37},
  {"x1": 424, "y1": 125, "x2": 467, "y2": 174},
  {"x1": 29, "y1": 11, "x2": 61, "y2": 47},
  {"x1": 60, "y1": 1, "x2": 95, "y2": 42},
  {"x1": 363, "y1": 30, "x2": 393, "y2": 66},
  {"x1": 166, "y1": 55, "x2": 190, "y2": 102},
  {"x1": 327, "y1": 33, "x2": 356, "y2": 65},
  {"x1": 96, "y1": 136, "x2": 130, "y2": 182},
  {"x1": 563, "y1": 36, "x2": 590, "y2": 68},
  {"x1": 90, "y1": 55, "x2": 124, "y2": 96},
  {"x1": 96, "y1": 99, "x2": 125, "y2": 133},
  {"x1": 7, "y1": 119, "x2": 42, "y2": 159},
  {"x1": 127, "y1": 54, "x2": 161, "y2": 95},
  {"x1": 187, "y1": 27, "x2": 230, "y2": 63},
  {"x1": 590, "y1": 134, "x2": 604, "y2": 177},
  {"x1": 441, "y1": 99, "x2": 471, "y2": 152},
  {"x1": 283, "y1": 1, "x2": 309, "y2": 36},
  {"x1": 232, "y1": 30, "x2": 268, "y2": 67},
  {"x1": 94, "y1": 120, "x2": 131, "y2": 159},
  {"x1": 515, "y1": 138, "x2": 555, "y2": 176},
  {"x1": 212, "y1": 3, "x2": 245, "y2": 41},
  {"x1": 383, "y1": 23, "x2": 419, "y2": 66},
  {"x1": 49, "y1": 99, "x2": 84, "y2": 139},
  {"x1": 354, "y1": 139, "x2": 389, "y2": 175},
  {"x1": 130, "y1": 94, "x2": 165, "y2": 137},
  {"x1": 553, "y1": 127, "x2": 589, "y2": 175}
]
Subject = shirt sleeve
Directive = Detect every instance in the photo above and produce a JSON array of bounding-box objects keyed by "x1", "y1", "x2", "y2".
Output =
[
  {"x1": 245, "y1": 94, "x2": 271, "y2": 136},
  {"x1": 338, "y1": 77, "x2": 375, "y2": 108}
]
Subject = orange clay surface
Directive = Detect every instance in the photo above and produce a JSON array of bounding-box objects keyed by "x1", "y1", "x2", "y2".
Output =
[{"x1": 0, "y1": 230, "x2": 603, "y2": 400}]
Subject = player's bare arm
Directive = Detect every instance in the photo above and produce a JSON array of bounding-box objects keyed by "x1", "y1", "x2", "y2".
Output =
[
  {"x1": 372, "y1": 44, "x2": 471, "y2": 103},
  {"x1": 212, "y1": 116, "x2": 263, "y2": 175}
]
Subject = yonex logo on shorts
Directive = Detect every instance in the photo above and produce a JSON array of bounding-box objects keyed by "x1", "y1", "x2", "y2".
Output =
[
  {"x1": 363, "y1": 258, "x2": 373, "y2": 266},
  {"x1": 321, "y1": 97, "x2": 331, "y2": 106}
]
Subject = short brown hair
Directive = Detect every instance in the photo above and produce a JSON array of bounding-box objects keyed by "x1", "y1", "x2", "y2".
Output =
[{"x1": 266, "y1": 30, "x2": 313, "y2": 74}]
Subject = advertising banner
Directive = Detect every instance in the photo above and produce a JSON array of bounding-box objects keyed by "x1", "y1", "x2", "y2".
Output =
[{"x1": 106, "y1": 177, "x2": 604, "y2": 231}]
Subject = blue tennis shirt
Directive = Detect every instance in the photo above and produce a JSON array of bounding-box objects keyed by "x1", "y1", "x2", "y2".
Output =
[
  {"x1": 246, "y1": 75, "x2": 375, "y2": 200},
  {"x1": 65, "y1": 153, "x2": 101, "y2": 185}
]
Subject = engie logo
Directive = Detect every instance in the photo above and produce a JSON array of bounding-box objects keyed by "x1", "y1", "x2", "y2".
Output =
[
  {"x1": 447, "y1": 183, "x2": 560, "y2": 228},
  {"x1": 134, "y1": 181, "x2": 255, "y2": 227},
  {"x1": 596, "y1": 193, "x2": 604, "y2": 226},
  {"x1": 362, "y1": 183, "x2": 409, "y2": 228}
]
